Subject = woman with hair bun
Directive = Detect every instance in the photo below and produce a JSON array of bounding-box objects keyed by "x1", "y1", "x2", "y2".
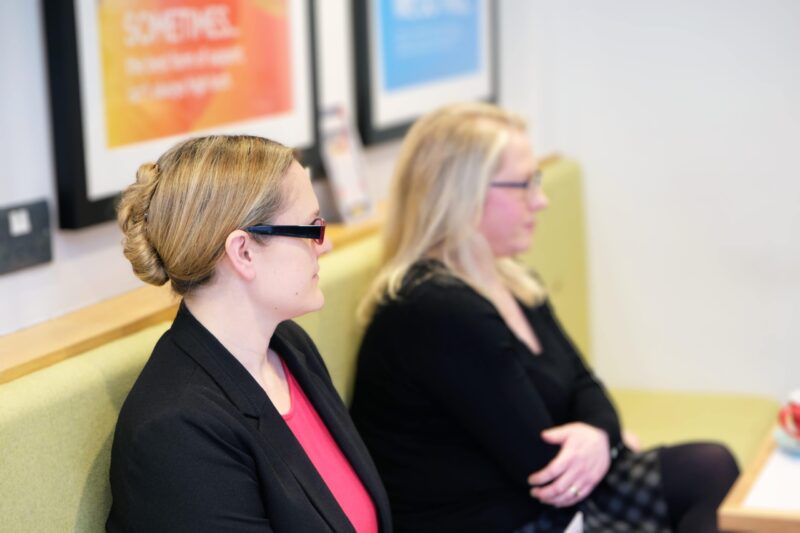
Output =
[
  {"x1": 108, "y1": 135, "x2": 391, "y2": 533},
  {"x1": 350, "y1": 103, "x2": 738, "y2": 532}
]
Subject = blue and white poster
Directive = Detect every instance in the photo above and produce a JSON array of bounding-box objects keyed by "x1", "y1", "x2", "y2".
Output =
[
  {"x1": 379, "y1": 0, "x2": 481, "y2": 91},
  {"x1": 355, "y1": 0, "x2": 496, "y2": 143}
]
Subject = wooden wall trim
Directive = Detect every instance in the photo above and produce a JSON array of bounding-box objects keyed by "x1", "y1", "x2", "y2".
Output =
[{"x1": 0, "y1": 217, "x2": 382, "y2": 385}]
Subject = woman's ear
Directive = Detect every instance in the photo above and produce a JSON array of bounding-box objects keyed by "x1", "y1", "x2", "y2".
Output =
[{"x1": 223, "y1": 230, "x2": 257, "y2": 281}]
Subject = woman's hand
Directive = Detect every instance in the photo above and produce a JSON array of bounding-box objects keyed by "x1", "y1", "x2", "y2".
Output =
[
  {"x1": 622, "y1": 429, "x2": 642, "y2": 453},
  {"x1": 527, "y1": 422, "x2": 610, "y2": 507}
]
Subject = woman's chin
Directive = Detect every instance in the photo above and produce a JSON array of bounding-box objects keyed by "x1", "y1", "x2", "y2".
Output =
[
  {"x1": 291, "y1": 292, "x2": 325, "y2": 320},
  {"x1": 522, "y1": 232, "x2": 537, "y2": 251},
  {"x1": 311, "y1": 290, "x2": 326, "y2": 311},
  {"x1": 509, "y1": 236, "x2": 535, "y2": 256}
]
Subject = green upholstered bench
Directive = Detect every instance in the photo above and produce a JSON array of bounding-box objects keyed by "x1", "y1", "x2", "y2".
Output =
[
  {"x1": 0, "y1": 157, "x2": 777, "y2": 532},
  {"x1": 294, "y1": 233, "x2": 382, "y2": 404},
  {"x1": 0, "y1": 323, "x2": 169, "y2": 532},
  {"x1": 610, "y1": 389, "x2": 777, "y2": 465},
  {"x1": 0, "y1": 229, "x2": 384, "y2": 532}
]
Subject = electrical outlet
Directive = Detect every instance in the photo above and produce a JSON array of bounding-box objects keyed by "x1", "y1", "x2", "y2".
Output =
[{"x1": 0, "y1": 199, "x2": 52, "y2": 275}]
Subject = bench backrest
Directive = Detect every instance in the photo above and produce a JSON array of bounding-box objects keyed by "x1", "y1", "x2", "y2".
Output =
[{"x1": 0, "y1": 324, "x2": 169, "y2": 531}]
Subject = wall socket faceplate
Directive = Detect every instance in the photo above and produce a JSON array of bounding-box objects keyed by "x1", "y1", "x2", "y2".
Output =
[{"x1": 0, "y1": 199, "x2": 52, "y2": 275}]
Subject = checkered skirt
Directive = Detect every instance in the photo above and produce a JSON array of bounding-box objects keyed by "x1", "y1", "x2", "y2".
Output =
[{"x1": 517, "y1": 448, "x2": 672, "y2": 532}]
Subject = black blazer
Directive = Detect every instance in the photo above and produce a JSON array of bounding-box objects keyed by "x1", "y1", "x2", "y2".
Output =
[
  {"x1": 350, "y1": 261, "x2": 621, "y2": 532},
  {"x1": 108, "y1": 303, "x2": 392, "y2": 533}
]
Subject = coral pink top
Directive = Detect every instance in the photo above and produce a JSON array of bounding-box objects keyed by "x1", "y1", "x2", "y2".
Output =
[{"x1": 281, "y1": 362, "x2": 379, "y2": 533}]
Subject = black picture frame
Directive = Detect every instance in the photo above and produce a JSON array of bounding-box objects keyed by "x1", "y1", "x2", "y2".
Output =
[
  {"x1": 353, "y1": 0, "x2": 498, "y2": 146},
  {"x1": 42, "y1": 0, "x2": 320, "y2": 229}
]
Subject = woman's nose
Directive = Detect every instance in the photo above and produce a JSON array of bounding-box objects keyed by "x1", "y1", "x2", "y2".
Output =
[
  {"x1": 529, "y1": 188, "x2": 549, "y2": 211},
  {"x1": 317, "y1": 236, "x2": 333, "y2": 255}
]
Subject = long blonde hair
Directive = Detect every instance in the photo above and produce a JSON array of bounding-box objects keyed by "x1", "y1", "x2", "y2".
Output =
[
  {"x1": 359, "y1": 103, "x2": 546, "y2": 320},
  {"x1": 117, "y1": 135, "x2": 295, "y2": 295}
]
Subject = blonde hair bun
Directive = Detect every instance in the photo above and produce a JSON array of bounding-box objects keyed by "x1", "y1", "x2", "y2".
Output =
[
  {"x1": 118, "y1": 162, "x2": 169, "y2": 286},
  {"x1": 116, "y1": 135, "x2": 294, "y2": 295}
]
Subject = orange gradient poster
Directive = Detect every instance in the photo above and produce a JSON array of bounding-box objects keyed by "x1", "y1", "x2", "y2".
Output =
[{"x1": 100, "y1": 0, "x2": 292, "y2": 147}]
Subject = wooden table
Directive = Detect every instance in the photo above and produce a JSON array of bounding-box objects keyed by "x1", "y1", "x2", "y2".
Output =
[{"x1": 719, "y1": 430, "x2": 800, "y2": 532}]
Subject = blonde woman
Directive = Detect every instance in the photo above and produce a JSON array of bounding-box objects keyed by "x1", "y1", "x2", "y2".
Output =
[
  {"x1": 350, "y1": 104, "x2": 738, "y2": 533},
  {"x1": 108, "y1": 136, "x2": 391, "y2": 532}
]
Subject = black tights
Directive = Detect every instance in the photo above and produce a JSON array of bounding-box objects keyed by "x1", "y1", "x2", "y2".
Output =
[{"x1": 658, "y1": 442, "x2": 739, "y2": 533}]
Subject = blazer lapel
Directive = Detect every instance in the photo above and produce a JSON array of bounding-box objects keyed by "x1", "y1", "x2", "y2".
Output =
[
  {"x1": 256, "y1": 400, "x2": 355, "y2": 533},
  {"x1": 274, "y1": 328, "x2": 393, "y2": 532},
  {"x1": 170, "y1": 305, "x2": 355, "y2": 533},
  {"x1": 169, "y1": 304, "x2": 266, "y2": 417}
]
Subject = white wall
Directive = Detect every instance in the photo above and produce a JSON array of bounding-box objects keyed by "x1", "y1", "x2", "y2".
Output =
[
  {"x1": 2, "y1": 1, "x2": 798, "y2": 400},
  {"x1": 0, "y1": 1, "x2": 146, "y2": 333},
  {"x1": 502, "y1": 0, "x2": 800, "y2": 398}
]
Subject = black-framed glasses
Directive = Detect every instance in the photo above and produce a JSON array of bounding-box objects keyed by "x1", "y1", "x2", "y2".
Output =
[
  {"x1": 490, "y1": 169, "x2": 543, "y2": 191},
  {"x1": 244, "y1": 217, "x2": 326, "y2": 245}
]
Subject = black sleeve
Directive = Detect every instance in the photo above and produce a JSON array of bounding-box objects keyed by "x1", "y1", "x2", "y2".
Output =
[
  {"x1": 395, "y1": 282, "x2": 561, "y2": 485},
  {"x1": 121, "y1": 400, "x2": 273, "y2": 533},
  {"x1": 539, "y1": 301, "x2": 623, "y2": 447}
]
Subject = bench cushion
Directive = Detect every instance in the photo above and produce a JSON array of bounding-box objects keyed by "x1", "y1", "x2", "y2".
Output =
[
  {"x1": 611, "y1": 389, "x2": 778, "y2": 467},
  {"x1": 0, "y1": 322, "x2": 169, "y2": 532}
]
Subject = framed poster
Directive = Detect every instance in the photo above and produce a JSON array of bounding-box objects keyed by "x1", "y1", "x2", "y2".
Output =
[
  {"x1": 43, "y1": 0, "x2": 319, "y2": 228},
  {"x1": 353, "y1": 0, "x2": 498, "y2": 145}
]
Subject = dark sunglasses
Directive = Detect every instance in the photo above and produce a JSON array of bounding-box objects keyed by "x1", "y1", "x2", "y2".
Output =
[
  {"x1": 244, "y1": 217, "x2": 326, "y2": 245},
  {"x1": 490, "y1": 169, "x2": 543, "y2": 190}
]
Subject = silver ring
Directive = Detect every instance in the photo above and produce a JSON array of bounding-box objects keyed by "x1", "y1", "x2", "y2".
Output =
[{"x1": 569, "y1": 485, "x2": 580, "y2": 497}]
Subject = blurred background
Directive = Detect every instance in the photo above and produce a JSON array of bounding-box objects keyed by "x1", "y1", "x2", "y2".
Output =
[{"x1": 1, "y1": 0, "x2": 798, "y2": 400}]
